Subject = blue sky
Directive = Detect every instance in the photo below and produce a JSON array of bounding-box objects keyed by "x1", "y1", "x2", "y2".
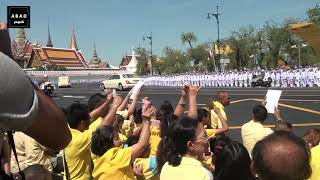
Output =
[{"x1": 0, "y1": 0, "x2": 318, "y2": 65}]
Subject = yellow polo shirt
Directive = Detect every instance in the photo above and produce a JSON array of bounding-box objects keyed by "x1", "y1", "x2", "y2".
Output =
[
  {"x1": 92, "y1": 147, "x2": 135, "y2": 180},
  {"x1": 160, "y1": 157, "x2": 213, "y2": 180},
  {"x1": 211, "y1": 101, "x2": 227, "y2": 129},
  {"x1": 241, "y1": 120, "x2": 273, "y2": 157},
  {"x1": 64, "y1": 118, "x2": 102, "y2": 180},
  {"x1": 150, "y1": 125, "x2": 161, "y2": 157},
  {"x1": 309, "y1": 144, "x2": 320, "y2": 180}
]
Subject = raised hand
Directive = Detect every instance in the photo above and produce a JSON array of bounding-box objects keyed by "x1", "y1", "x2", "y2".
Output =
[
  {"x1": 106, "y1": 93, "x2": 113, "y2": 103},
  {"x1": 142, "y1": 106, "x2": 155, "y2": 120},
  {"x1": 112, "y1": 96, "x2": 123, "y2": 107},
  {"x1": 188, "y1": 86, "x2": 201, "y2": 97},
  {"x1": 181, "y1": 85, "x2": 189, "y2": 97},
  {"x1": 274, "y1": 107, "x2": 282, "y2": 121}
]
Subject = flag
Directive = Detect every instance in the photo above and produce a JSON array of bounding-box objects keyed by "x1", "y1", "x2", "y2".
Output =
[{"x1": 208, "y1": 45, "x2": 215, "y2": 60}]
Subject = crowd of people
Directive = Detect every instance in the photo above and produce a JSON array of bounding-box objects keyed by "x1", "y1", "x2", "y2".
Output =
[
  {"x1": 143, "y1": 67, "x2": 320, "y2": 88},
  {"x1": 1, "y1": 20, "x2": 320, "y2": 180}
]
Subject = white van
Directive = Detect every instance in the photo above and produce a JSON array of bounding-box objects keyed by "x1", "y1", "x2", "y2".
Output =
[{"x1": 58, "y1": 76, "x2": 71, "y2": 88}]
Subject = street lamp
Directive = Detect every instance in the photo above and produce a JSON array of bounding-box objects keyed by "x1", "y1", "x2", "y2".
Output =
[
  {"x1": 143, "y1": 32, "x2": 153, "y2": 75},
  {"x1": 291, "y1": 43, "x2": 307, "y2": 68},
  {"x1": 207, "y1": 5, "x2": 221, "y2": 71}
]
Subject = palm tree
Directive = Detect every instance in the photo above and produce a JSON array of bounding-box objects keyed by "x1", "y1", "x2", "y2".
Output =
[
  {"x1": 181, "y1": 32, "x2": 197, "y2": 49},
  {"x1": 181, "y1": 32, "x2": 198, "y2": 70}
]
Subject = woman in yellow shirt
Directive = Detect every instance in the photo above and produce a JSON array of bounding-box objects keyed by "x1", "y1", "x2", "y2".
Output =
[
  {"x1": 159, "y1": 117, "x2": 213, "y2": 180},
  {"x1": 91, "y1": 106, "x2": 155, "y2": 180}
]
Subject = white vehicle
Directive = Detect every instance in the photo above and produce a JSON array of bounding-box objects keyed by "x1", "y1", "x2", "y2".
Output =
[
  {"x1": 101, "y1": 74, "x2": 142, "y2": 90},
  {"x1": 58, "y1": 76, "x2": 71, "y2": 88}
]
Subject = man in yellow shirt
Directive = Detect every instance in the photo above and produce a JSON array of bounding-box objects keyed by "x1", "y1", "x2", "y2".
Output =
[
  {"x1": 64, "y1": 95, "x2": 122, "y2": 180},
  {"x1": 309, "y1": 144, "x2": 320, "y2": 180},
  {"x1": 211, "y1": 91, "x2": 230, "y2": 129},
  {"x1": 241, "y1": 105, "x2": 274, "y2": 157},
  {"x1": 10, "y1": 132, "x2": 54, "y2": 175}
]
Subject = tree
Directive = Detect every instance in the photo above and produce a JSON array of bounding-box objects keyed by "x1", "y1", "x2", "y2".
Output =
[
  {"x1": 307, "y1": 4, "x2": 320, "y2": 24},
  {"x1": 181, "y1": 32, "x2": 199, "y2": 69},
  {"x1": 161, "y1": 47, "x2": 190, "y2": 74},
  {"x1": 226, "y1": 25, "x2": 258, "y2": 69},
  {"x1": 135, "y1": 47, "x2": 150, "y2": 75},
  {"x1": 263, "y1": 22, "x2": 291, "y2": 68}
]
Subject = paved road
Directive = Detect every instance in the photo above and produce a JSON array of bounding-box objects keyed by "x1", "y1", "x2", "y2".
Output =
[{"x1": 52, "y1": 84, "x2": 320, "y2": 142}]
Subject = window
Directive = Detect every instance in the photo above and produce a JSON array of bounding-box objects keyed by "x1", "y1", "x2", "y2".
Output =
[
  {"x1": 113, "y1": 75, "x2": 120, "y2": 79},
  {"x1": 123, "y1": 74, "x2": 138, "y2": 78}
]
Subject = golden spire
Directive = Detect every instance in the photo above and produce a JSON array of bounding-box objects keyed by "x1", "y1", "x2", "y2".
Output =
[{"x1": 70, "y1": 25, "x2": 78, "y2": 50}]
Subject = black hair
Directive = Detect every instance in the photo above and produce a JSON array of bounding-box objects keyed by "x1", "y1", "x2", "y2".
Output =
[
  {"x1": 197, "y1": 109, "x2": 209, "y2": 123},
  {"x1": 252, "y1": 131, "x2": 311, "y2": 180},
  {"x1": 252, "y1": 105, "x2": 268, "y2": 122},
  {"x1": 88, "y1": 93, "x2": 105, "y2": 112},
  {"x1": 157, "y1": 101, "x2": 176, "y2": 138},
  {"x1": 157, "y1": 117, "x2": 199, "y2": 172},
  {"x1": 113, "y1": 114, "x2": 125, "y2": 131},
  {"x1": 133, "y1": 108, "x2": 143, "y2": 124},
  {"x1": 125, "y1": 135, "x2": 140, "y2": 147},
  {"x1": 213, "y1": 136, "x2": 255, "y2": 180},
  {"x1": 66, "y1": 103, "x2": 90, "y2": 129},
  {"x1": 23, "y1": 164, "x2": 51, "y2": 180},
  {"x1": 91, "y1": 125, "x2": 116, "y2": 156}
]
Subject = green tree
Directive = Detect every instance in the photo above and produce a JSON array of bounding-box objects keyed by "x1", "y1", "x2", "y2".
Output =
[
  {"x1": 161, "y1": 47, "x2": 190, "y2": 74},
  {"x1": 226, "y1": 25, "x2": 258, "y2": 69},
  {"x1": 135, "y1": 47, "x2": 150, "y2": 75},
  {"x1": 263, "y1": 22, "x2": 291, "y2": 68},
  {"x1": 307, "y1": 4, "x2": 320, "y2": 24},
  {"x1": 181, "y1": 32, "x2": 199, "y2": 69}
]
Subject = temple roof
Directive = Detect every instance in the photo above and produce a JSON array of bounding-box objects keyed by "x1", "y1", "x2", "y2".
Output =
[{"x1": 32, "y1": 47, "x2": 88, "y2": 69}]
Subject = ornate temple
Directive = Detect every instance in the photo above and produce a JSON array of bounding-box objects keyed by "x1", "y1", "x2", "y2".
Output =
[
  {"x1": 11, "y1": 25, "x2": 96, "y2": 69},
  {"x1": 88, "y1": 42, "x2": 111, "y2": 68},
  {"x1": 119, "y1": 48, "x2": 142, "y2": 73},
  {"x1": 11, "y1": 28, "x2": 40, "y2": 68},
  {"x1": 29, "y1": 26, "x2": 88, "y2": 69}
]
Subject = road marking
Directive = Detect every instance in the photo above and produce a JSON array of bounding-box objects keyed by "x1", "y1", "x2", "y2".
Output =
[
  {"x1": 278, "y1": 99, "x2": 320, "y2": 102},
  {"x1": 229, "y1": 122, "x2": 320, "y2": 130},
  {"x1": 230, "y1": 98, "x2": 252, "y2": 104},
  {"x1": 63, "y1": 95, "x2": 87, "y2": 99},
  {"x1": 251, "y1": 99, "x2": 320, "y2": 115}
]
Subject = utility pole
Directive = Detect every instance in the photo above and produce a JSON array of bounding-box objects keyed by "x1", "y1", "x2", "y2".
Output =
[
  {"x1": 207, "y1": 5, "x2": 221, "y2": 71},
  {"x1": 143, "y1": 32, "x2": 153, "y2": 75}
]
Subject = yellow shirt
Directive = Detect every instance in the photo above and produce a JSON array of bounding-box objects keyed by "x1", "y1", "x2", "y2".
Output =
[
  {"x1": 160, "y1": 157, "x2": 213, "y2": 180},
  {"x1": 309, "y1": 144, "x2": 320, "y2": 180},
  {"x1": 119, "y1": 133, "x2": 128, "y2": 143},
  {"x1": 25, "y1": 135, "x2": 53, "y2": 172},
  {"x1": 11, "y1": 132, "x2": 53, "y2": 173},
  {"x1": 10, "y1": 132, "x2": 28, "y2": 173},
  {"x1": 211, "y1": 101, "x2": 227, "y2": 129},
  {"x1": 134, "y1": 156, "x2": 159, "y2": 180},
  {"x1": 64, "y1": 118, "x2": 102, "y2": 180},
  {"x1": 241, "y1": 120, "x2": 273, "y2": 157},
  {"x1": 150, "y1": 125, "x2": 161, "y2": 157},
  {"x1": 92, "y1": 147, "x2": 135, "y2": 180},
  {"x1": 205, "y1": 129, "x2": 216, "y2": 139}
]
